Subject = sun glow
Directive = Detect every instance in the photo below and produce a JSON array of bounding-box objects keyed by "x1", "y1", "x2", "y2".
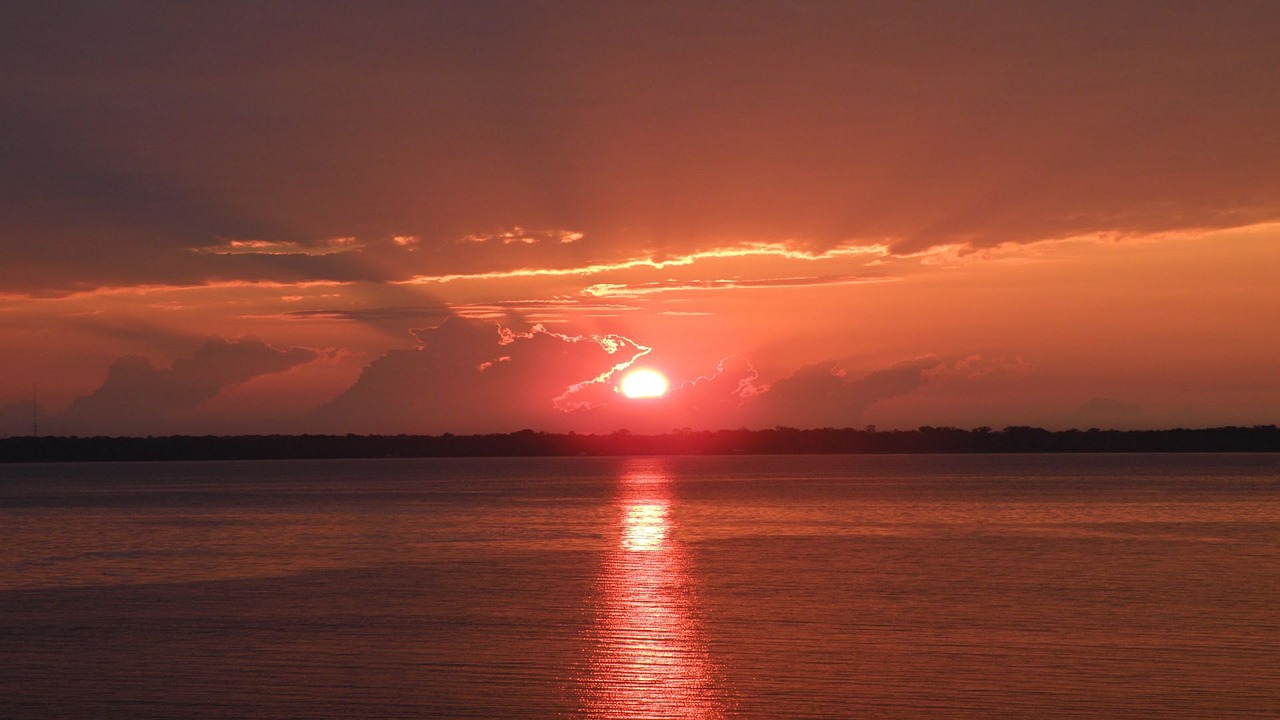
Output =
[{"x1": 619, "y1": 369, "x2": 669, "y2": 399}]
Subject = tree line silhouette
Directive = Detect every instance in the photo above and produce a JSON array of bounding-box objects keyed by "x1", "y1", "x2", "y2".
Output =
[{"x1": 2, "y1": 425, "x2": 1278, "y2": 462}]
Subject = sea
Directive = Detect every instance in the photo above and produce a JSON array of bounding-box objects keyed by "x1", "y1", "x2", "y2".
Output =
[{"x1": 1, "y1": 454, "x2": 1278, "y2": 719}]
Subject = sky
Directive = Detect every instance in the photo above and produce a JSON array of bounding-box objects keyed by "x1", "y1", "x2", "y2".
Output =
[{"x1": 2, "y1": 1, "x2": 1278, "y2": 437}]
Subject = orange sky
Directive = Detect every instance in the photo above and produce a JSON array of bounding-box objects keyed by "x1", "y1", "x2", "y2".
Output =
[{"x1": 1, "y1": 2, "x2": 1278, "y2": 436}]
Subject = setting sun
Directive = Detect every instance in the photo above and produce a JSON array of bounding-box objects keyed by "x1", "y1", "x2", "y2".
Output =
[{"x1": 619, "y1": 369, "x2": 669, "y2": 399}]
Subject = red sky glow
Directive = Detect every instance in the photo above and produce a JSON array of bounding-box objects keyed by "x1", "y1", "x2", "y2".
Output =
[{"x1": 2, "y1": 1, "x2": 1278, "y2": 436}]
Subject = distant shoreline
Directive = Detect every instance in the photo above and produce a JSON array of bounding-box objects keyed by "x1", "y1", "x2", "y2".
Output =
[{"x1": 2, "y1": 426, "x2": 1278, "y2": 462}]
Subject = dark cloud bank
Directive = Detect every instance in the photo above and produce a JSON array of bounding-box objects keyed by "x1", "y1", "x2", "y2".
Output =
[
  {"x1": 2, "y1": 1, "x2": 1278, "y2": 294},
  {"x1": 50, "y1": 338, "x2": 316, "y2": 436},
  {"x1": 312, "y1": 318, "x2": 652, "y2": 434},
  {"x1": 29, "y1": 318, "x2": 1009, "y2": 437},
  {"x1": 312, "y1": 316, "x2": 992, "y2": 436}
]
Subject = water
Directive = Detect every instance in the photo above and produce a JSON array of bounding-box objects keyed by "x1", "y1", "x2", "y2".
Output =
[{"x1": 2, "y1": 454, "x2": 1278, "y2": 719}]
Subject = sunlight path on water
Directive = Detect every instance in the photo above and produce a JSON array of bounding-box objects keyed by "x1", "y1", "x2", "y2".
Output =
[{"x1": 578, "y1": 459, "x2": 730, "y2": 719}]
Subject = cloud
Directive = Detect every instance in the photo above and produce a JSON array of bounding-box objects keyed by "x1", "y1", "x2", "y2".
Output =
[
  {"x1": 234, "y1": 283, "x2": 455, "y2": 340},
  {"x1": 311, "y1": 317, "x2": 650, "y2": 434},
  {"x1": 397, "y1": 242, "x2": 889, "y2": 285},
  {"x1": 0, "y1": 399, "x2": 42, "y2": 438},
  {"x1": 0, "y1": 279, "x2": 350, "y2": 302},
  {"x1": 280, "y1": 307, "x2": 451, "y2": 323},
  {"x1": 271, "y1": 306, "x2": 453, "y2": 340},
  {"x1": 461, "y1": 227, "x2": 584, "y2": 245},
  {"x1": 923, "y1": 354, "x2": 1033, "y2": 383},
  {"x1": 449, "y1": 299, "x2": 637, "y2": 323},
  {"x1": 660, "y1": 355, "x2": 763, "y2": 427},
  {"x1": 1061, "y1": 397, "x2": 1146, "y2": 429},
  {"x1": 747, "y1": 357, "x2": 945, "y2": 428},
  {"x1": 191, "y1": 237, "x2": 362, "y2": 256},
  {"x1": 581, "y1": 273, "x2": 886, "y2": 297},
  {"x1": 570, "y1": 353, "x2": 952, "y2": 433},
  {"x1": 310, "y1": 330, "x2": 1043, "y2": 435},
  {"x1": 54, "y1": 337, "x2": 317, "y2": 435}
]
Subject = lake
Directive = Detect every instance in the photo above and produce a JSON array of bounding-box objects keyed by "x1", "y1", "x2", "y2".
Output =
[{"x1": 2, "y1": 454, "x2": 1278, "y2": 718}]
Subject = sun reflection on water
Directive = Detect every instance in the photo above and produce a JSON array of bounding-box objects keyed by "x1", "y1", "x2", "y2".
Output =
[
  {"x1": 622, "y1": 503, "x2": 668, "y2": 552},
  {"x1": 579, "y1": 461, "x2": 729, "y2": 719}
]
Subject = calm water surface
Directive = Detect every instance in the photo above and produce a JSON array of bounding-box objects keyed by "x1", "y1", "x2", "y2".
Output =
[{"x1": 2, "y1": 454, "x2": 1278, "y2": 718}]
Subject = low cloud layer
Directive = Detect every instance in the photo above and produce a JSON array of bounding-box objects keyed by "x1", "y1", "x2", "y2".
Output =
[
  {"x1": 4, "y1": 312, "x2": 1039, "y2": 437},
  {"x1": 54, "y1": 338, "x2": 317, "y2": 436},
  {"x1": 0, "y1": 400, "x2": 42, "y2": 438},
  {"x1": 749, "y1": 358, "x2": 945, "y2": 429},
  {"x1": 312, "y1": 317, "x2": 651, "y2": 434},
  {"x1": 304, "y1": 317, "x2": 1023, "y2": 434}
]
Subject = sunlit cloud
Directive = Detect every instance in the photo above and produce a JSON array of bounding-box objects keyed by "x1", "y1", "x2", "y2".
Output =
[
  {"x1": 489, "y1": 322, "x2": 657, "y2": 412},
  {"x1": 450, "y1": 299, "x2": 638, "y2": 321},
  {"x1": 581, "y1": 273, "x2": 888, "y2": 297},
  {"x1": 191, "y1": 237, "x2": 363, "y2": 256},
  {"x1": 900, "y1": 224, "x2": 1280, "y2": 266},
  {"x1": 0, "y1": 279, "x2": 351, "y2": 302},
  {"x1": 266, "y1": 307, "x2": 452, "y2": 324},
  {"x1": 476, "y1": 356, "x2": 511, "y2": 372},
  {"x1": 312, "y1": 317, "x2": 654, "y2": 433},
  {"x1": 460, "y1": 227, "x2": 585, "y2": 245},
  {"x1": 676, "y1": 354, "x2": 762, "y2": 399},
  {"x1": 551, "y1": 339, "x2": 652, "y2": 412},
  {"x1": 398, "y1": 241, "x2": 891, "y2": 284}
]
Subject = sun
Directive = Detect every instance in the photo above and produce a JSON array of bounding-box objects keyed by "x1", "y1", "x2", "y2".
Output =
[{"x1": 619, "y1": 368, "x2": 669, "y2": 399}]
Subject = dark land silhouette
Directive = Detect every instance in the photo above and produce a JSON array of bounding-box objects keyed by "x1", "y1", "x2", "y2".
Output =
[{"x1": 2, "y1": 425, "x2": 1278, "y2": 462}]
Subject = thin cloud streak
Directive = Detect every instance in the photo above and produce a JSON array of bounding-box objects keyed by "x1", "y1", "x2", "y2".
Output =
[
  {"x1": 9, "y1": 224, "x2": 1276, "y2": 303},
  {"x1": 262, "y1": 307, "x2": 453, "y2": 324},
  {"x1": 461, "y1": 227, "x2": 585, "y2": 245},
  {"x1": 0, "y1": 279, "x2": 352, "y2": 303},
  {"x1": 395, "y1": 242, "x2": 891, "y2": 285},
  {"x1": 581, "y1": 274, "x2": 889, "y2": 298},
  {"x1": 450, "y1": 300, "x2": 637, "y2": 320},
  {"x1": 191, "y1": 237, "x2": 363, "y2": 256}
]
